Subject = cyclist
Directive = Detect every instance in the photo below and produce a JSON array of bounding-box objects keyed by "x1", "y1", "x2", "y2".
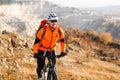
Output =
[{"x1": 33, "y1": 13, "x2": 67, "y2": 80}]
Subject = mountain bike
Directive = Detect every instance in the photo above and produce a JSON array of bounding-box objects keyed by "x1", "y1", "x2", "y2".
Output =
[{"x1": 41, "y1": 51, "x2": 66, "y2": 80}]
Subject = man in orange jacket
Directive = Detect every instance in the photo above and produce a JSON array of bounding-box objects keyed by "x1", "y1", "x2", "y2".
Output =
[{"x1": 33, "y1": 13, "x2": 66, "y2": 80}]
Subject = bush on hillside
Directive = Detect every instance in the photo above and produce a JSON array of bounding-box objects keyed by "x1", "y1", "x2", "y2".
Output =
[
  {"x1": 64, "y1": 28, "x2": 84, "y2": 44},
  {"x1": 64, "y1": 28, "x2": 74, "y2": 44},
  {"x1": 86, "y1": 29, "x2": 100, "y2": 42},
  {"x1": 99, "y1": 32, "x2": 112, "y2": 45},
  {"x1": 86, "y1": 29, "x2": 98, "y2": 37}
]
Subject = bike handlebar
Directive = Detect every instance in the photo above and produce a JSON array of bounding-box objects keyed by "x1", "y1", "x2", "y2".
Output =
[
  {"x1": 34, "y1": 52, "x2": 67, "y2": 59},
  {"x1": 56, "y1": 53, "x2": 67, "y2": 58}
]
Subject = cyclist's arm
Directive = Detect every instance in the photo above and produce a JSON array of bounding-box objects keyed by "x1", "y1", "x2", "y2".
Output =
[
  {"x1": 59, "y1": 27, "x2": 66, "y2": 52},
  {"x1": 33, "y1": 28, "x2": 44, "y2": 54}
]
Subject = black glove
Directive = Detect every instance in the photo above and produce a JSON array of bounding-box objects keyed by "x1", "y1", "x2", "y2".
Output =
[
  {"x1": 34, "y1": 53, "x2": 45, "y2": 60},
  {"x1": 60, "y1": 52, "x2": 67, "y2": 57},
  {"x1": 34, "y1": 53, "x2": 39, "y2": 58}
]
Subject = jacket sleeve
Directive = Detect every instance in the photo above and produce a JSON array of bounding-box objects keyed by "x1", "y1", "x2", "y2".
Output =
[
  {"x1": 33, "y1": 28, "x2": 44, "y2": 54},
  {"x1": 59, "y1": 27, "x2": 66, "y2": 52}
]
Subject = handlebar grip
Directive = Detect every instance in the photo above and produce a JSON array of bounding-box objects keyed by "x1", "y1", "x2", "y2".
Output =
[
  {"x1": 56, "y1": 55, "x2": 62, "y2": 58},
  {"x1": 56, "y1": 53, "x2": 67, "y2": 58}
]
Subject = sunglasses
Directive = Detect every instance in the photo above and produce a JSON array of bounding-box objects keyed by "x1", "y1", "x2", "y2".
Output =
[{"x1": 50, "y1": 20, "x2": 57, "y2": 22}]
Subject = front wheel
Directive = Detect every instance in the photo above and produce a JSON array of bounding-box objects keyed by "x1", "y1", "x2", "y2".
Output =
[{"x1": 47, "y1": 67, "x2": 58, "y2": 80}]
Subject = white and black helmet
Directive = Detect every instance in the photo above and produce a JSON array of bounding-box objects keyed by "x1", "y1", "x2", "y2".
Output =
[{"x1": 48, "y1": 13, "x2": 58, "y2": 21}]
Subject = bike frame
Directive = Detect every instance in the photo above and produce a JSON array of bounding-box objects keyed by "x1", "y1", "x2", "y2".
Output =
[{"x1": 42, "y1": 50, "x2": 58, "y2": 80}]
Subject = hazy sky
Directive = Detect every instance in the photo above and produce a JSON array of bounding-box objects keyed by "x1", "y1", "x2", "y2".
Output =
[{"x1": 45, "y1": 0, "x2": 120, "y2": 8}]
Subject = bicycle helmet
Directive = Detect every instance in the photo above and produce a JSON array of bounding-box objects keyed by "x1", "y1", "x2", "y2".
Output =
[{"x1": 48, "y1": 13, "x2": 58, "y2": 21}]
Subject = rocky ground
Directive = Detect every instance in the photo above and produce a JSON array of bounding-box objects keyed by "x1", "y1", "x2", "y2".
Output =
[{"x1": 0, "y1": 29, "x2": 120, "y2": 80}]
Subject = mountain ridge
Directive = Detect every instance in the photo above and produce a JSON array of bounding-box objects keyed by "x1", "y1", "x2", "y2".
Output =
[{"x1": 0, "y1": 0, "x2": 120, "y2": 39}]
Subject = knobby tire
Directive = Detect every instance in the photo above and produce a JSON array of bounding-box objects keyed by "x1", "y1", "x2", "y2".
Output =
[{"x1": 47, "y1": 67, "x2": 58, "y2": 80}]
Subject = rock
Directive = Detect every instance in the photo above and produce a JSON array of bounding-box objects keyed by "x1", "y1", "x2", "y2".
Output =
[
  {"x1": 2, "y1": 30, "x2": 7, "y2": 34},
  {"x1": 67, "y1": 45, "x2": 73, "y2": 51},
  {"x1": 0, "y1": 39, "x2": 3, "y2": 44},
  {"x1": 74, "y1": 41, "x2": 81, "y2": 46},
  {"x1": 117, "y1": 64, "x2": 120, "y2": 66},
  {"x1": 100, "y1": 57, "x2": 110, "y2": 61}
]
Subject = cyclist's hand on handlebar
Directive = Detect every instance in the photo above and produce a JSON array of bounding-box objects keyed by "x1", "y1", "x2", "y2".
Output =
[
  {"x1": 60, "y1": 52, "x2": 67, "y2": 57},
  {"x1": 33, "y1": 53, "x2": 39, "y2": 58},
  {"x1": 57, "y1": 52, "x2": 67, "y2": 58},
  {"x1": 34, "y1": 53, "x2": 45, "y2": 60},
  {"x1": 59, "y1": 52, "x2": 67, "y2": 58}
]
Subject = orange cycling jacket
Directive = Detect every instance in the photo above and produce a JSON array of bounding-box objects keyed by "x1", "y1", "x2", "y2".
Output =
[{"x1": 33, "y1": 25, "x2": 66, "y2": 54}]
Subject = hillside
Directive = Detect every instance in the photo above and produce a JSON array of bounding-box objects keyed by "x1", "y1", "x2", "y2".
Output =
[
  {"x1": 0, "y1": 0, "x2": 120, "y2": 39},
  {"x1": 0, "y1": 28, "x2": 120, "y2": 80},
  {"x1": 0, "y1": 1, "x2": 120, "y2": 80}
]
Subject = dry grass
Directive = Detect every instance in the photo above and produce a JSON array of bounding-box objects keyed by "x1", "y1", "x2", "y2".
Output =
[
  {"x1": 0, "y1": 29, "x2": 120, "y2": 80},
  {"x1": 56, "y1": 56, "x2": 120, "y2": 80}
]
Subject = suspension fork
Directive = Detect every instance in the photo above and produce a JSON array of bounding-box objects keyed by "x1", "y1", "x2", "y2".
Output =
[
  {"x1": 50, "y1": 49, "x2": 56, "y2": 67},
  {"x1": 43, "y1": 49, "x2": 47, "y2": 57}
]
